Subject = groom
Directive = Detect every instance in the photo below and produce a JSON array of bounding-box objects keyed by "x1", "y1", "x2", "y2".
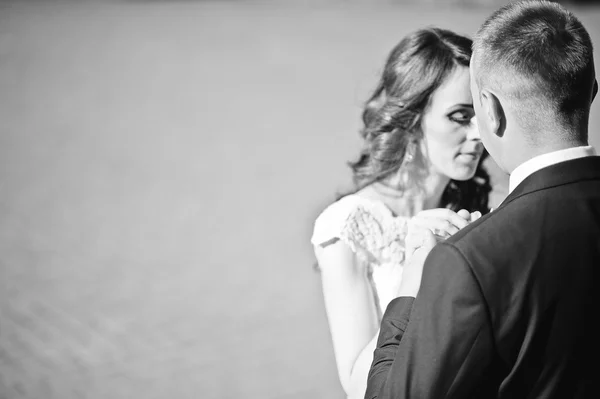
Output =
[{"x1": 365, "y1": 1, "x2": 600, "y2": 398}]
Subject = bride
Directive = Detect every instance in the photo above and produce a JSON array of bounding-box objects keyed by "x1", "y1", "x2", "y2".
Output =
[{"x1": 311, "y1": 27, "x2": 494, "y2": 399}]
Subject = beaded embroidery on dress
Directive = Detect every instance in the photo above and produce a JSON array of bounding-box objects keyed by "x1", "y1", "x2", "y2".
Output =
[{"x1": 311, "y1": 194, "x2": 409, "y2": 318}]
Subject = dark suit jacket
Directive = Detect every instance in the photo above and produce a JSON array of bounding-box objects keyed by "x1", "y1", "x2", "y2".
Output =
[{"x1": 365, "y1": 156, "x2": 600, "y2": 399}]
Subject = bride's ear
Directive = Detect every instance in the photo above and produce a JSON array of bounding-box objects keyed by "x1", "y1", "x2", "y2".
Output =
[{"x1": 480, "y1": 89, "x2": 505, "y2": 138}]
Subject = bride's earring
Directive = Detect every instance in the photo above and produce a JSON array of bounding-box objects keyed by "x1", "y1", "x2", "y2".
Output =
[{"x1": 405, "y1": 142, "x2": 416, "y2": 163}]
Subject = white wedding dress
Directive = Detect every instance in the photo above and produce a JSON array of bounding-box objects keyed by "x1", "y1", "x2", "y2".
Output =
[{"x1": 311, "y1": 194, "x2": 409, "y2": 319}]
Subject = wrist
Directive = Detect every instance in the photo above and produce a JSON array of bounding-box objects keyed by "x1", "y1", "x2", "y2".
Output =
[
  {"x1": 397, "y1": 246, "x2": 431, "y2": 297},
  {"x1": 397, "y1": 274, "x2": 420, "y2": 298}
]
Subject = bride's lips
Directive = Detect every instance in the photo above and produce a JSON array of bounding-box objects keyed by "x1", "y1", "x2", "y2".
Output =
[
  {"x1": 457, "y1": 142, "x2": 484, "y2": 163},
  {"x1": 456, "y1": 151, "x2": 482, "y2": 163}
]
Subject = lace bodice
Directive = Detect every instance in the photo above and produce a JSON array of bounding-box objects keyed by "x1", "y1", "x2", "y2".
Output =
[{"x1": 311, "y1": 195, "x2": 409, "y2": 317}]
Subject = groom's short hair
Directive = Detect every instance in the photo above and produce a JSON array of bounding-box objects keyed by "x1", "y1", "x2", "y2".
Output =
[{"x1": 472, "y1": 0, "x2": 595, "y2": 139}]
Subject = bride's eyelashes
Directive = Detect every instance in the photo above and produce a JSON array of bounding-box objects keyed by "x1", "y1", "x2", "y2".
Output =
[{"x1": 448, "y1": 109, "x2": 475, "y2": 125}]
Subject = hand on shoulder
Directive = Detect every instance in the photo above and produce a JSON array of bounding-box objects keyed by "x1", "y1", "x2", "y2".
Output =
[
  {"x1": 407, "y1": 208, "x2": 479, "y2": 244},
  {"x1": 401, "y1": 208, "x2": 480, "y2": 297}
]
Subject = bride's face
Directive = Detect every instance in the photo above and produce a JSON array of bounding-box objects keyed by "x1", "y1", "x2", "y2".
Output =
[{"x1": 419, "y1": 66, "x2": 484, "y2": 181}]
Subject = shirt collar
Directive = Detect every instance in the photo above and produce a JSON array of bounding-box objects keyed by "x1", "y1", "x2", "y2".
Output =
[{"x1": 509, "y1": 145, "x2": 597, "y2": 193}]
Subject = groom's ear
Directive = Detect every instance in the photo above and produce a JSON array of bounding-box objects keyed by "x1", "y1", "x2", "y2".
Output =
[
  {"x1": 480, "y1": 89, "x2": 504, "y2": 138},
  {"x1": 592, "y1": 79, "x2": 598, "y2": 104}
]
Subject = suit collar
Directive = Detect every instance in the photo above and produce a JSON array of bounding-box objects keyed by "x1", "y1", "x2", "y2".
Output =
[
  {"x1": 499, "y1": 155, "x2": 600, "y2": 208},
  {"x1": 509, "y1": 146, "x2": 597, "y2": 193}
]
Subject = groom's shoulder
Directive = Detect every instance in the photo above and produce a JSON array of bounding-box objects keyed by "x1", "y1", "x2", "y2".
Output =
[{"x1": 445, "y1": 194, "x2": 540, "y2": 259}]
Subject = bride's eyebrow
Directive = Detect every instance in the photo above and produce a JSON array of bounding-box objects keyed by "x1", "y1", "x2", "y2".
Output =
[{"x1": 448, "y1": 103, "x2": 474, "y2": 110}]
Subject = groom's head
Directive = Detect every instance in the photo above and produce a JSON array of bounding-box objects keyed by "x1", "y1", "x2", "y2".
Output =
[{"x1": 470, "y1": 0, "x2": 597, "y2": 173}]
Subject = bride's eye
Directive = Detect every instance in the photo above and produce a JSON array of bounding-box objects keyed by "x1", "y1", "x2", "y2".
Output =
[{"x1": 449, "y1": 110, "x2": 474, "y2": 125}]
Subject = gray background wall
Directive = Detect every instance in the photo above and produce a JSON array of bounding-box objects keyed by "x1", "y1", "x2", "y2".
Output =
[{"x1": 1, "y1": 1, "x2": 599, "y2": 398}]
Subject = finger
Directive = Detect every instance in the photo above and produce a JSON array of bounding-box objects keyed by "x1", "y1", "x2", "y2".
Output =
[
  {"x1": 418, "y1": 208, "x2": 470, "y2": 229},
  {"x1": 421, "y1": 228, "x2": 437, "y2": 249},
  {"x1": 457, "y1": 209, "x2": 471, "y2": 220},
  {"x1": 433, "y1": 233, "x2": 446, "y2": 244},
  {"x1": 430, "y1": 219, "x2": 460, "y2": 236},
  {"x1": 405, "y1": 228, "x2": 437, "y2": 265},
  {"x1": 470, "y1": 211, "x2": 482, "y2": 222},
  {"x1": 413, "y1": 218, "x2": 459, "y2": 237},
  {"x1": 431, "y1": 228, "x2": 453, "y2": 239},
  {"x1": 405, "y1": 224, "x2": 435, "y2": 258}
]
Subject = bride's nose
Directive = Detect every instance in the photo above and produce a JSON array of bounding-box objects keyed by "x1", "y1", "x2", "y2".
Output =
[{"x1": 467, "y1": 117, "x2": 481, "y2": 141}]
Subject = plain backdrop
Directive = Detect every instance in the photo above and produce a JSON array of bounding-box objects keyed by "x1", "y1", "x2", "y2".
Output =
[{"x1": 1, "y1": 1, "x2": 599, "y2": 398}]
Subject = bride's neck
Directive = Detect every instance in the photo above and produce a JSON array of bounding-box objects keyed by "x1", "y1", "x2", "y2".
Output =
[
  {"x1": 373, "y1": 170, "x2": 450, "y2": 216},
  {"x1": 421, "y1": 171, "x2": 451, "y2": 209}
]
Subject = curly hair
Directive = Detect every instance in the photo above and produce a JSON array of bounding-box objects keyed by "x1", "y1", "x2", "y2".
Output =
[{"x1": 347, "y1": 27, "x2": 491, "y2": 214}]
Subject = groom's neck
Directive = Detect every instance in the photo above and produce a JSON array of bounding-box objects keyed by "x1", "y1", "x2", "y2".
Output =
[{"x1": 505, "y1": 132, "x2": 589, "y2": 175}]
